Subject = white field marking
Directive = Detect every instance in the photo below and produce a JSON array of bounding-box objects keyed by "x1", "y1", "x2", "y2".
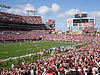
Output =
[
  {"x1": 16, "y1": 50, "x2": 22, "y2": 52},
  {"x1": 0, "y1": 52, "x2": 8, "y2": 54},
  {"x1": 16, "y1": 49, "x2": 32, "y2": 52},
  {"x1": 1, "y1": 43, "x2": 84, "y2": 61},
  {"x1": 28, "y1": 48, "x2": 32, "y2": 50}
]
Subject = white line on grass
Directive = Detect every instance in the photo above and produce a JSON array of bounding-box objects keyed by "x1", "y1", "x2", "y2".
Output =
[{"x1": 0, "y1": 52, "x2": 8, "y2": 54}]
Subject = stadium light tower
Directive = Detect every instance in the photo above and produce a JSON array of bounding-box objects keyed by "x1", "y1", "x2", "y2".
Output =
[
  {"x1": 33, "y1": 10, "x2": 37, "y2": 16},
  {"x1": 26, "y1": 10, "x2": 31, "y2": 16},
  {"x1": 26, "y1": 10, "x2": 37, "y2": 16}
]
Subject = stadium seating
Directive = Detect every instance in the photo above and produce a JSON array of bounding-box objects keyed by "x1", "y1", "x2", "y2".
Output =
[
  {"x1": 0, "y1": 12, "x2": 100, "y2": 75},
  {"x1": 0, "y1": 12, "x2": 42, "y2": 24},
  {"x1": 0, "y1": 34, "x2": 100, "y2": 75}
]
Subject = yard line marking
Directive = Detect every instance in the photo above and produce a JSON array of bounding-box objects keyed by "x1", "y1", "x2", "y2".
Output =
[
  {"x1": 16, "y1": 50, "x2": 22, "y2": 52},
  {"x1": 0, "y1": 52, "x2": 8, "y2": 54}
]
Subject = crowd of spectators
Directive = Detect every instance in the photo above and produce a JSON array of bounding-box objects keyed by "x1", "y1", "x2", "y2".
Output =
[
  {"x1": 0, "y1": 30, "x2": 50, "y2": 43},
  {"x1": 0, "y1": 12, "x2": 42, "y2": 25},
  {"x1": 0, "y1": 12, "x2": 100, "y2": 75},
  {"x1": 22, "y1": 16, "x2": 42, "y2": 24},
  {"x1": 1, "y1": 30, "x2": 100, "y2": 44},
  {"x1": 0, "y1": 34, "x2": 100, "y2": 75},
  {"x1": 43, "y1": 34, "x2": 100, "y2": 44}
]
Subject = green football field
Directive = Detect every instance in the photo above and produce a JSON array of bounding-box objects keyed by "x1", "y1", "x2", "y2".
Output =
[{"x1": 0, "y1": 41, "x2": 77, "y2": 60}]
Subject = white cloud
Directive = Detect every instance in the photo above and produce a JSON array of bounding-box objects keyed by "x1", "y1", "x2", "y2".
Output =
[
  {"x1": 56, "y1": 13, "x2": 66, "y2": 18},
  {"x1": 7, "y1": 8, "x2": 14, "y2": 13},
  {"x1": 41, "y1": 16, "x2": 49, "y2": 22},
  {"x1": 7, "y1": 8, "x2": 21, "y2": 14},
  {"x1": 88, "y1": 11, "x2": 100, "y2": 26},
  {"x1": 51, "y1": 3, "x2": 61, "y2": 13},
  {"x1": 7, "y1": 3, "x2": 36, "y2": 15},
  {"x1": 22, "y1": 4, "x2": 36, "y2": 14},
  {"x1": 66, "y1": 9, "x2": 80, "y2": 16},
  {"x1": 7, "y1": 3, "x2": 62, "y2": 16},
  {"x1": 38, "y1": 3, "x2": 62, "y2": 15},
  {"x1": 38, "y1": 6, "x2": 51, "y2": 15},
  {"x1": 88, "y1": 11, "x2": 100, "y2": 17}
]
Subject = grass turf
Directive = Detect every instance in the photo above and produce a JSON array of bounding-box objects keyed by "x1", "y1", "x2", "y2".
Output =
[
  {"x1": 0, "y1": 41, "x2": 77, "y2": 60},
  {"x1": 0, "y1": 41, "x2": 78, "y2": 69}
]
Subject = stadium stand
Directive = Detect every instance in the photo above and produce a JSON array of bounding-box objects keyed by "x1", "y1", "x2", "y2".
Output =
[
  {"x1": 0, "y1": 12, "x2": 100, "y2": 75},
  {"x1": 0, "y1": 12, "x2": 54, "y2": 43},
  {"x1": 0, "y1": 35, "x2": 100, "y2": 75}
]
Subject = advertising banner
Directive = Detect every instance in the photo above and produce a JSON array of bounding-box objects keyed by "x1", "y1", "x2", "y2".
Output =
[
  {"x1": 67, "y1": 19, "x2": 73, "y2": 27},
  {"x1": 82, "y1": 23, "x2": 89, "y2": 26}
]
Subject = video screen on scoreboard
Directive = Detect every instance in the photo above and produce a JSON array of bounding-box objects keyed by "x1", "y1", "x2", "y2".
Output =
[
  {"x1": 73, "y1": 19, "x2": 88, "y2": 23},
  {"x1": 75, "y1": 14, "x2": 87, "y2": 18}
]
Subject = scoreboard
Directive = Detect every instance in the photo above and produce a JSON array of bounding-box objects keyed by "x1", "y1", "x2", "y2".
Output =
[
  {"x1": 73, "y1": 19, "x2": 88, "y2": 23},
  {"x1": 67, "y1": 18, "x2": 95, "y2": 27},
  {"x1": 67, "y1": 13, "x2": 96, "y2": 32}
]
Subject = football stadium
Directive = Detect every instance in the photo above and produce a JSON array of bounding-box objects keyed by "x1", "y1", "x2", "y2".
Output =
[{"x1": 0, "y1": 1, "x2": 100, "y2": 75}]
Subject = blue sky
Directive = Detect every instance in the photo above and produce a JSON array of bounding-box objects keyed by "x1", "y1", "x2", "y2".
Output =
[{"x1": 1, "y1": 0, "x2": 100, "y2": 31}]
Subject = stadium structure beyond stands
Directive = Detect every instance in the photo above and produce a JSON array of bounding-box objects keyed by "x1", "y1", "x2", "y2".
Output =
[{"x1": 0, "y1": 12, "x2": 55, "y2": 43}]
